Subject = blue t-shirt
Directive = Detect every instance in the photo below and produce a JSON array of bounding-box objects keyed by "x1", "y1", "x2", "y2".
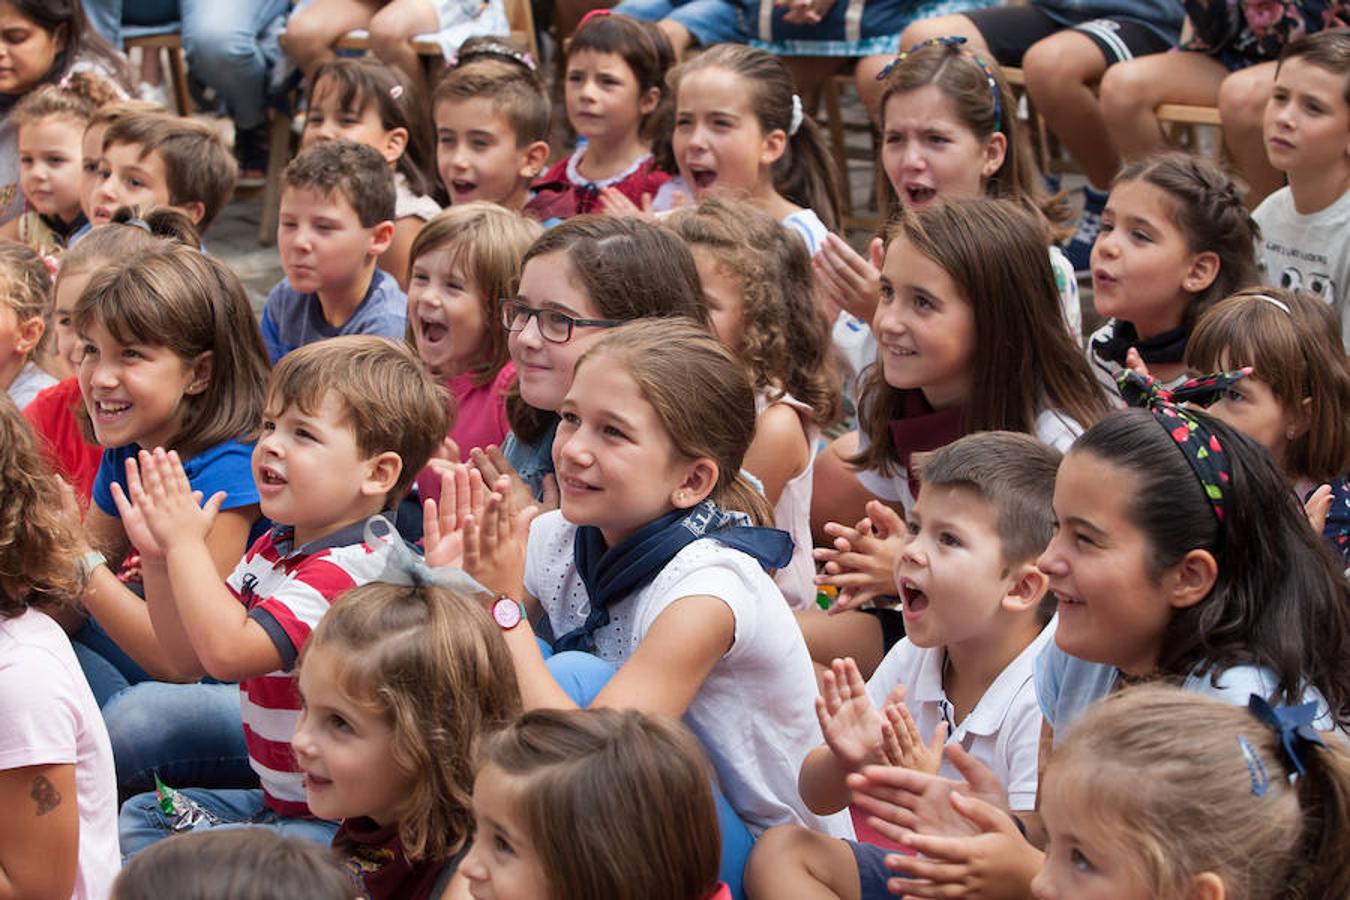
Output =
[
  {"x1": 1036, "y1": 0, "x2": 1183, "y2": 41},
  {"x1": 259, "y1": 267, "x2": 408, "y2": 364},
  {"x1": 94, "y1": 440, "x2": 261, "y2": 519},
  {"x1": 1035, "y1": 642, "x2": 1336, "y2": 746}
]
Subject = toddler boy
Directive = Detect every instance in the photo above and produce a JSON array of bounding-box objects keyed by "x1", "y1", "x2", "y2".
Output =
[
  {"x1": 90, "y1": 111, "x2": 237, "y2": 231},
  {"x1": 1254, "y1": 30, "x2": 1350, "y2": 350},
  {"x1": 261, "y1": 140, "x2": 406, "y2": 363},
  {"x1": 432, "y1": 58, "x2": 551, "y2": 212},
  {"x1": 116, "y1": 335, "x2": 448, "y2": 855},
  {"x1": 745, "y1": 431, "x2": 1061, "y2": 900}
]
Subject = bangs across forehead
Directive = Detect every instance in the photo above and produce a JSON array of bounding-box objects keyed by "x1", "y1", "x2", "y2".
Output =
[
  {"x1": 74, "y1": 269, "x2": 199, "y2": 349},
  {"x1": 314, "y1": 69, "x2": 377, "y2": 118}
]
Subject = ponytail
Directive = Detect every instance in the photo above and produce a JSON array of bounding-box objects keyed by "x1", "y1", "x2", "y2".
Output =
[
  {"x1": 718, "y1": 471, "x2": 775, "y2": 528},
  {"x1": 775, "y1": 115, "x2": 843, "y2": 233},
  {"x1": 1290, "y1": 738, "x2": 1350, "y2": 898}
]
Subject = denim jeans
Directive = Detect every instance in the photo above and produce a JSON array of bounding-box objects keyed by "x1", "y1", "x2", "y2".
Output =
[
  {"x1": 83, "y1": 0, "x2": 288, "y2": 129},
  {"x1": 545, "y1": 651, "x2": 756, "y2": 900},
  {"x1": 119, "y1": 787, "x2": 339, "y2": 860}
]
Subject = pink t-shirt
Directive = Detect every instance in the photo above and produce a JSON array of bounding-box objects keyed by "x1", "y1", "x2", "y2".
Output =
[
  {"x1": 0, "y1": 609, "x2": 119, "y2": 899},
  {"x1": 416, "y1": 364, "x2": 514, "y2": 502}
]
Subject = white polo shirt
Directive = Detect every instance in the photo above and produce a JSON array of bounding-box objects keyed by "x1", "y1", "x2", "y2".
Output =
[{"x1": 865, "y1": 617, "x2": 1057, "y2": 811}]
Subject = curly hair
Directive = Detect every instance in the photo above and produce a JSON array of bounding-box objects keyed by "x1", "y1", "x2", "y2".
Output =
[
  {"x1": 0, "y1": 397, "x2": 82, "y2": 615},
  {"x1": 665, "y1": 197, "x2": 840, "y2": 426}
]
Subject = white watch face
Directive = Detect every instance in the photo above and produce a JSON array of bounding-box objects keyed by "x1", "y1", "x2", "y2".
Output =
[{"x1": 493, "y1": 598, "x2": 522, "y2": 629}]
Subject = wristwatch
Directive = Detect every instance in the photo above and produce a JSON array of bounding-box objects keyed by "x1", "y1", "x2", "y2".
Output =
[{"x1": 490, "y1": 595, "x2": 525, "y2": 630}]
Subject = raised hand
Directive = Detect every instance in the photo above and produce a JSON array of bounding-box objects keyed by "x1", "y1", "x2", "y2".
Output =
[
  {"x1": 814, "y1": 501, "x2": 907, "y2": 613},
  {"x1": 112, "y1": 449, "x2": 222, "y2": 559},
  {"x1": 879, "y1": 702, "x2": 946, "y2": 774},
  {"x1": 815, "y1": 657, "x2": 887, "y2": 770},
  {"x1": 813, "y1": 234, "x2": 883, "y2": 322},
  {"x1": 463, "y1": 474, "x2": 537, "y2": 600},
  {"x1": 468, "y1": 444, "x2": 557, "y2": 514},
  {"x1": 422, "y1": 464, "x2": 488, "y2": 569},
  {"x1": 848, "y1": 742, "x2": 1010, "y2": 845}
]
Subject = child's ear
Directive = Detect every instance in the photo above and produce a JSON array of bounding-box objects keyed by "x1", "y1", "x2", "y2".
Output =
[
  {"x1": 175, "y1": 200, "x2": 206, "y2": 226},
  {"x1": 671, "y1": 457, "x2": 719, "y2": 509},
  {"x1": 868, "y1": 236, "x2": 886, "y2": 271},
  {"x1": 759, "y1": 128, "x2": 788, "y2": 167},
  {"x1": 980, "y1": 132, "x2": 1008, "y2": 180},
  {"x1": 361, "y1": 450, "x2": 404, "y2": 498},
  {"x1": 520, "y1": 140, "x2": 551, "y2": 180},
  {"x1": 1165, "y1": 548, "x2": 1218, "y2": 611},
  {"x1": 185, "y1": 350, "x2": 214, "y2": 396},
  {"x1": 1288, "y1": 395, "x2": 1313, "y2": 442},
  {"x1": 999, "y1": 560, "x2": 1049, "y2": 614},
  {"x1": 1182, "y1": 250, "x2": 1221, "y2": 294},
  {"x1": 1186, "y1": 872, "x2": 1226, "y2": 900},
  {"x1": 380, "y1": 127, "x2": 409, "y2": 165},
  {"x1": 369, "y1": 220, "x2": 397, "y2": 256},
  {"x1": 15, "y1": 315, "x2": 45, "y2": 355},
  {"x1": 639, "y1": 85, "x2": 661, "y2": 118}
]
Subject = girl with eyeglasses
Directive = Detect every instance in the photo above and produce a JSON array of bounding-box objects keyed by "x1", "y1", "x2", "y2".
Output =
[{"x1": 467, "y1": 214, "x2": 708, "y2": 511}]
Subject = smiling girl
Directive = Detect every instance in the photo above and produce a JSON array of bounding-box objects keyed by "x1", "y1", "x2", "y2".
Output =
[{"x1": 293, "y1": 580, "x2": 522, "y2": 899}]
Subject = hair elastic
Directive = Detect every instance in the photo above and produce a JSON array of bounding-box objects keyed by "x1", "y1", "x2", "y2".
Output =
[
  {"x1": 123, "y1": 217, "x2": 153, "y2": 234},
  {"x1": 789, "y1": 93, "x2": 803, "y2": 136},
  {"x1": 389, "y1": 85, "x2": 404, "y2": 100},
  {"x1": 1116, "y1": 369, "x2": 1251, "y2": 523},
  {"x1": 874, "y1": 35, "x2": 1002, "y2": 133},
  {"x1": 1249, "y1": 293, "x2": 1292, "y2": 315}
]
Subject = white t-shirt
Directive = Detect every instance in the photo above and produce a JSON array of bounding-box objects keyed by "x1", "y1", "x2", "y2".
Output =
[
  {"x1": 525, "y1": 511, "x2": 854, "y2": 839},
  {"x1": 0, "y1": 609, "x2": 119, "y2": 899},
  {"x1": 1253, "y1": 185, "x2": 1350, "y2": 350},
  {"x1": 782, "y1": 208, "x2": 830, "y2": 256},
  {"x1": 394, "y1": 171, "x2": 441, "y2": 221},
  {"x1": 866, "y1": 619, "x2": 1056, "y2": 811},
  {"x1": 853, "y1": 407, "x2": 1084, "y2": 509}
]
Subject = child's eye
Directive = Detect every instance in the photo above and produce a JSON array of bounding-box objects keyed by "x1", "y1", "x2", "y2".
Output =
[
  {"x1": 1131, "y1": 229, "x2": 1152, "y2": 243},
  {"x1": 927, "y1": 133, "x2": 950, "y2": 145},
  {"x1": 674, "y1": 115, "x2": 692, "y2": 129},
  {"x1": 1070, "y1": 848, "x2": 1094, "y2": 873},
  {"x1": 905, "y1": 519, "x2": 920, "y2": 537},
  {"x1": 1098, "y1": 220, "x2": 1114, "y2": 235},
  {"x1": 128, "y1": 178, "x2": 145, "y2": 189},
  {"x1": 328, "y1": 714, "x2": 352, "y2": 733},
  {"x1": 261, "y1": 419, "x2": 276, "y2": 432},
  {"x1": 82, "y1": 161, "x2": 98, "y2": 173},
  {"x1": 1224, "y1": 388, "x2": 1246, "y2": 403},
  {"x1": 296, "y1": 427, "x2": 317, "y2": 441},
  {"x1": 912, "y1": 293, "x2": 936, "y2": 312},
  {"x1": 560, "y1": 411, "x2": 581, "y2": 426},
  {"x1": 493, "y1": 832, "x2": 515, "y2": 855},
  {"x1": 878, "y1": 282, "x2": 895, "y2": 302},
  {"x1": 603, "y1": 424, "x2": 628, "y2": 440},
  {"x1": 121, "y1": 348, "x2": 143, "y2": 360},
  {"x1": 470, "y1": 138, "x2": 491, "y2": 151},
  {"x1": 566, "y1": 71, "x2": 583, "y2": 83},
  {"x1": 79, "y1": 343, "x2": 98, "y2": 359},
  {"x1": 938, "y1": 531, "x2": 962, "y2": 548}
]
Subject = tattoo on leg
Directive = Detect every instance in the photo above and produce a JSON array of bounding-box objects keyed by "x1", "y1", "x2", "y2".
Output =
[{"x1": 32, "y1": 774, "x2": 61, "y2": 816}]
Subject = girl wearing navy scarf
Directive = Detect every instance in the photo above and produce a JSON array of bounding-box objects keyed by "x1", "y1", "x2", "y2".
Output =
[{"x1": 426, "y1": 321, "x2": 854, "y2": 899}]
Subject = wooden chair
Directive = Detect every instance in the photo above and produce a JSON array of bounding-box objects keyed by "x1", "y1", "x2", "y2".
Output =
[
  {"x1": 818, "y1": 72, "x2": 884, "y2": 233},
  {"x1": 122, "y1": 24, "x2": 193, "y2": 118}
]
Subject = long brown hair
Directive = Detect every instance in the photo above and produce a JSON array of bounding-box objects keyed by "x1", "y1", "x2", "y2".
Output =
[
  {"x1": 1048, "y1": 685, "x2": 1350, "y2": 900},
  {"x1": 877, "y1": 41, "x2": 1069, "y2": 235},
  {"x1": 666, "y1": 197, "x2": 840, "y2": 427},
  {"x1": 407, "y1": 203, "x2": 541, "y2": 384},
  {"x1": 853, "y1": 198, "x2": 1108, "y2": 475},
  {"x1": 302, "y1": 581, "x2": 522, "y2": 862},
  {"x1": 575, "y1": 319, "x2": 774, "y2": 525},
  {"x1": 479, "y1": 708, "x2": 722, "y2": 900},
  {"x1": 669, "y1": 44, "x2": 842, "y2": 232},
  {"x1": 1186, "y1": 287, "x2": 1350, "y2": 484},
  {"x1": 507, "y1": 215, "x2": 707, "y2": 443},
  {"x1": 73, "y1": 244, "x2": 270, "y2": 457},
  {"x1": 0, "y1": 397, "x2": 81, "y2": 615}
]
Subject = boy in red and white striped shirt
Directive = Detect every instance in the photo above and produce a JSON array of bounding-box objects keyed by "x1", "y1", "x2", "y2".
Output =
[{"x1": 116, "y1": 335, "x2": 447, "y2": 856}]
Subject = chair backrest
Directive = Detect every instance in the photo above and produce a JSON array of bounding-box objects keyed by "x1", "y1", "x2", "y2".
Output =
[{"x1": 503, "y1": 0, "x2": 539, "y2": 61}]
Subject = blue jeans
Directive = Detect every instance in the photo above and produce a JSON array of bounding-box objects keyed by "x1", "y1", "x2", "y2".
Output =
[
  {"x1": 119, "y1": 787, "x2": 339, "y2": 860},
  {"x1": 546, "y1": 651, "x2": 756, "y2": 900},
  {"x1": 103, "y1": 681, "x2": 255, "y2": 800},
  {"x1": 72, "y1": 616, "x2": 152, "y2": 708},
  {"x1": 610, "y1": 0, "x2": 746, "y2": 46},
  {"x1": 83, "y1": 0, "x2": 288, "y2": 129}
]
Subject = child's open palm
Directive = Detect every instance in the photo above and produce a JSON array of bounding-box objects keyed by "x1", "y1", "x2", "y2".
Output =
[
  {"x1": 422, "y1": 463, "x2": 489, "y2": 569},
  {"x1": 879, "y1": 702, "x2": 947, "y2": 775},
  {"x1": 817, "y1": 657, "x2": 896, "y2": 770},
  {"x1": 110, "y1": 449, "x2": 223, "y2": 559},
  {"x1": 463, "y1": 475, "x2": 537, "y2": 601}
]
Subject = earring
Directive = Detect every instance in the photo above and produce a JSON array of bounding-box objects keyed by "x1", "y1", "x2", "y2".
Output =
[{"x1": 1287, "y1": 427, "x2": 1298, "y2": 440}]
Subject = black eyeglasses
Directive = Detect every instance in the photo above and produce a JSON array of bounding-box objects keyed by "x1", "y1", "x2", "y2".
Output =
[{"x1": 498, "y1": 298, "x2": 622, "y2": 343}]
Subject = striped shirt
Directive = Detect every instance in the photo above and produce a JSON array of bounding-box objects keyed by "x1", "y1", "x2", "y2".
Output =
[{"x1": 229, "y1": 517, "x2": 395, "y2": 816}]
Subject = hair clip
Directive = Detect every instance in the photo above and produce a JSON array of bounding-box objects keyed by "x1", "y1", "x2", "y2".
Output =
[
  {"x1": 875, "y1": 34, "x2": 1003, "y2": 132},
  {"x1": 789, "y1": 93, "x2": 803, "y2": 136},
  {"x1": 1238, "y1": 734, "x2": 1270, "y2": 796},
  {"x1": 578, "y1": 8, "x2": 613, "y2": 28},
  {"x1": 1247, "y1": 694, "x2": 1327, "y2": 781},
  {"x1": 389, "y1": 85, "x2": 404, "y2": 100},
  {"x1": 450, "y1": 41, "x2": 537, "y2": 72}
]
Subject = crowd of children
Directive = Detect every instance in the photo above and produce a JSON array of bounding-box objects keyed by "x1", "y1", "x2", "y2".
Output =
[{"x1": 1, "y1": 1, "x2": 1349, "y2": 898}]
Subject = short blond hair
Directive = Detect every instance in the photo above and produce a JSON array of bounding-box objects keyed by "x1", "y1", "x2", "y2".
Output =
[{"x1": 265, "y1": 336, "x2": 448, "y2": 505}]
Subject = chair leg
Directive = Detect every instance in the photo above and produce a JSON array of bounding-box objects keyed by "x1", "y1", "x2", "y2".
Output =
[
  {"x1": 823, "y1": 78, "x2": 854, "y2": 222},
  {"x1": 257, "y1": 110, "x2": 293, "y2": 245},
  {"x1": 166, "y1": 46, "x2": 192, "y2": 118}
]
